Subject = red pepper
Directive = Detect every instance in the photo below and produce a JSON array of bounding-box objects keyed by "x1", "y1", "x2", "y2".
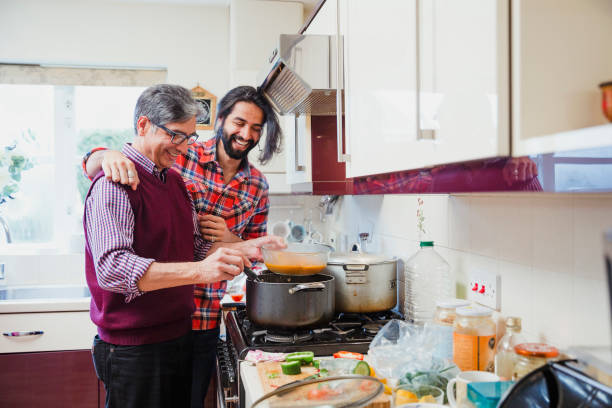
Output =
[{"x1": 333, "y1": 351, "x2": 364, "y2": 360}]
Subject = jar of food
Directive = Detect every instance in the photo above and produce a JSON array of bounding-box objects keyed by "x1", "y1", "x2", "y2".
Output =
[
  {"x1": 432, "y1": 299, "x2": 471, "y2": 361},
  {"x1": 453, "y1": 306, "x2": 496, "y2": 372},
  {"x1": 512, "y1": 343, "x2": 559, "y2": 380}
]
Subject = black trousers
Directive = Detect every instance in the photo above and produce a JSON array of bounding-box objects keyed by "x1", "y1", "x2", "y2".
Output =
[
  {"x1": 191, "y1": 328, "x2": 220, "y2": 408},
  {"x1": 92, "y1": 333, "x2": 193, "y2": 408}
]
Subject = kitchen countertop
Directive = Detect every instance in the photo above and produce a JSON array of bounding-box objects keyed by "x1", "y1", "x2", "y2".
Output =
[{"x1": 0, "y1": 297, "x2": 90, "y2": 314}]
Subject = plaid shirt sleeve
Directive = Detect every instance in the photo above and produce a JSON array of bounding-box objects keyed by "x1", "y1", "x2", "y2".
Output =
[{"x1": 85, "y1": 178, "x2": 153, "y2": 303}]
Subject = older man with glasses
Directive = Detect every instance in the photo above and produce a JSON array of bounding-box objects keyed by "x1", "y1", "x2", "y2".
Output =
[{"x1": 84, "y1": 84, "x2": 282, "y2": 408}]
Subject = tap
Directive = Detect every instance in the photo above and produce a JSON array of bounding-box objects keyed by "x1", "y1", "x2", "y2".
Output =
[
  {"x1": 318, "y1": 195, "x2": 339, "y2": 216},
  {"x1": 0, "y1": 215, "x2": 12, "y2": 243}
]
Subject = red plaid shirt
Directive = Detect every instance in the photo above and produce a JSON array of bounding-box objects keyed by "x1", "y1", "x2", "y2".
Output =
[{"x1": 174, "y1": 135, "x2": 269, "y2": 330}]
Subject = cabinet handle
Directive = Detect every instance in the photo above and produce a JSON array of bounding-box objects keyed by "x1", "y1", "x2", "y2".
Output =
[
  {"x1": 294, "y1": 114, "x2": 305, "y2": 172},
  {"x1": 3, "y1": 331, "x2": 44, "y2": 337},
  {"x1": 336, "y1": 0, "x2": 349, "y2": 163}
]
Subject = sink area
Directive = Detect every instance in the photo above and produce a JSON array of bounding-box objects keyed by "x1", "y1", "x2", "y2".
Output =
[{"x1": 0, "y1": 285, "x2": 90, "y2": 301}]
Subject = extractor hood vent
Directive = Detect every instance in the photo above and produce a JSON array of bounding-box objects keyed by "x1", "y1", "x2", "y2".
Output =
[{"x1": 258, "y1": 34, "x2": 343, "y2": 116}]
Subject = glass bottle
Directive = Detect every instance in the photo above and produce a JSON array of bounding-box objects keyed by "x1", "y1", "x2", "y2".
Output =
[
  {"x1": 494, "y1": 317, "x2": 525, "y2": 380},
  {"x1": 404, "y1": 241, "x2": 454, "y2": 324},
  {"x1": 513, "y1": 343, "x2": 559, "y2": 380},
  {"x1": 453, "y1": 306, "x2": 496, "y2": 372}
]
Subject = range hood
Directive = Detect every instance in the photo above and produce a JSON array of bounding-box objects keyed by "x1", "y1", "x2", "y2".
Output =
[{"x1": 258, "y1": 34, "x2": 343, "y2": 116}]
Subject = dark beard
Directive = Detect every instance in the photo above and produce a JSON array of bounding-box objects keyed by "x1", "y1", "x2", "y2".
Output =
[{"x1": 218, "y1": 127, "x2": 257, "y2": 160}]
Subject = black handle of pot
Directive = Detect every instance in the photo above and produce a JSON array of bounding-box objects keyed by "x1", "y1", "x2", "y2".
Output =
[
  {"x1": 243, "y1": 266, "x2": 261, "y2": 282},
  {"x1": 288, "y1": 282, "x2": 326, "y2": 294}
]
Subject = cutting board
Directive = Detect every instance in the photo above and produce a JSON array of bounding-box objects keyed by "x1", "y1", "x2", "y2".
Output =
[{"x1": 255, "y1": 361, "x2": 390, "y2": 408}]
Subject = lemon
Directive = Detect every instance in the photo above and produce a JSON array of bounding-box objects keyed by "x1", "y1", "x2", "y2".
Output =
[
  {"x1": 383, "y1": 384, "x2": 392, "y2": 395},
  {"x1": 395, "y1": 390, "x2": 418, "y2": 405},
  {"x1": 419, "y1": 395, "x2": 437, "y2": 403}
]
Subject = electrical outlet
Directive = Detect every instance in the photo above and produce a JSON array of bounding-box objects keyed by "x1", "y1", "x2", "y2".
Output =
[{"x1": 467, "y1": 269, "x2": 501, "y2": 310}]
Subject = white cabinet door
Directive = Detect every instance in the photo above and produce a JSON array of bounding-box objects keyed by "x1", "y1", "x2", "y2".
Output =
[
  {"x1": 247, "y1": 116, "x2": 291, "y2": 194},
  {"x1": 283, "y1": 114, "x2": 313, "y2": 192},
  {"x1": 344, "y1": 0, "x2": 420, "y2": 178},
  {"x1": 304, "y1": 0, "x2": 336, "y2": 35},
  {"x1": 345, "y1": 0, "x2": 508, "y2": 179},
  {"x1": 512, "y1": 0, "x2": 612, "y2": 156},
  {"x1": 419, "y1": 0, "x2": 509, "y2": 163}
]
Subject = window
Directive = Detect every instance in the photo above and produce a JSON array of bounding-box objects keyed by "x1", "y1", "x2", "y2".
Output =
[{"x1": 0, "y1": 65, "x2": 165, "y2": 249}]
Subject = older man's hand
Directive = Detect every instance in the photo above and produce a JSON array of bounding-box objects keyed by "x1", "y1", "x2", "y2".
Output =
[{"x1": 195, "y1": 247, "x2": 248, "y2": 283}]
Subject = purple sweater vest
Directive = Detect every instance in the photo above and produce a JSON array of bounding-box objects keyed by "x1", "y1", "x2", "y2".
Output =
[{"x1": 84, "y1": 163, "x2": 195, "y2": 345}]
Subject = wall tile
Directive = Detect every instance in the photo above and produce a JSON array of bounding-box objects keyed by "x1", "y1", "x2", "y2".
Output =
[
  {"x1": 498, "y1": 261, "x2": 536, "y2": 337},
  {"x1": 378, "y1": 195, "x2": 417, "y2": 241},
  {"x1": 468, "y1": 196, "x2": 502, "y2": 259},
  {"x1": 448, "y1": 196, "x2": 471, "y2": 252},
  {"x1": 421, "y1": 195, "x2": 449, "y2": 247},
  {"x1": 571, "y1": 276, "x2": 611, "y2": 347},
  {"x1": 531, "y1": 268, "x2": 573, "y2": 348},
  {"x1": 495, "y1": 196, "x2": 534, "y2": 266},
  {"x1": 532, "y1": 197, "x2": 574, "y2": 275},
  {"x1": 573, "y1": 196, "x2": 612, "y2": 280}
]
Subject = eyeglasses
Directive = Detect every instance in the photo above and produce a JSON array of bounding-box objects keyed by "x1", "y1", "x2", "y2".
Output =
[{"x1": 154, "y1": 122, "x2": 199, "y2": 145}]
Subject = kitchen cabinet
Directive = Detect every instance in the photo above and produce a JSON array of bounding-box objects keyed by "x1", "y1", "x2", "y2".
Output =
[
  {"x1": 284, "y1": 113, "x2": 353, "y2": 194},
  {"x1": 282, "y1": 0, "x2": 351, "y2": 195},
  {"x1": 343, "y1": 0, "x2": 508, "y2": 178},
  {"x1": 0, "y1": 311, "x2": 100, "y2": 407},
  {"x1": 0, "y1": 350, "x2": 99, "y2": 408},
  {"x1": 309, "y1": 0, "x2": 611, "y2": 181},
  {"x1": 0, "y1": 311, "x2": 96, "y2": 352},
  {"x1": 511, "y1": 0, "x2": 612, "y2": 156}
]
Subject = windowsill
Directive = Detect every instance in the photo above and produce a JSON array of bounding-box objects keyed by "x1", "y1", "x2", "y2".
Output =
[{"x1": 0, "y1": 243, "x2": 84, "y2": 256}]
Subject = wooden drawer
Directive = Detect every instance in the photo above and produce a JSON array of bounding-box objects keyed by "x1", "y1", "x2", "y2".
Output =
[{"x1": 0, "y1": 311, "x2": 96, "y2": 353}]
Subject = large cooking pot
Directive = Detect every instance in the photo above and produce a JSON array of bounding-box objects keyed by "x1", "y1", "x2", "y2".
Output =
[
  {"x1": 246, "y1": 272, "x2": 335, "y2": 329},
  {"x1": 324, "y1": 251, "x2": 397, "y2": 313}
]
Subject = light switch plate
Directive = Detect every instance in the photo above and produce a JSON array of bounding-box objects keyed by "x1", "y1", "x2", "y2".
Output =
[{"x1": 467, "y1": 269, "x2": 501, "y2": 310}]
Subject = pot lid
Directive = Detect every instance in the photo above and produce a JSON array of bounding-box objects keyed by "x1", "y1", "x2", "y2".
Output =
[
  {"x1": 328, "y1": 251, "x2": 396, "y2": 265},
  {"x1": 251, "y1": 375, "x2": 383, "y2": 408}
]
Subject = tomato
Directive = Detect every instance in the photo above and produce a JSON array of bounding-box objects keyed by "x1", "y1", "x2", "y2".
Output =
[
  {"x1": 307, "y1": 388, "x2": 327, "y2": 400},
  {"x1": 359, "y1": 380, "x2": 376, "y2": 392},
  {"x1": 307, "y1": 385, "x2": 340, "y2": 400}
]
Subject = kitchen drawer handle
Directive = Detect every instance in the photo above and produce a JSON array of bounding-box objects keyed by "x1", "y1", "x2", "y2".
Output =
[
  {"x1": 288, "y1": 282, "x2": 325, "y2": 294},
  {"x1": 343, "y1": 264, "x2": 369, "y2": 271},
  {"x1": 3, "y1": 330, "x2": 44, "y2": 337}
]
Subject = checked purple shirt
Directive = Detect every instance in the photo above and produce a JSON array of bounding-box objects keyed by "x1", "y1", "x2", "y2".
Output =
[{"x1": 84, "y1": 144, "x2": 209, "y2": 303}]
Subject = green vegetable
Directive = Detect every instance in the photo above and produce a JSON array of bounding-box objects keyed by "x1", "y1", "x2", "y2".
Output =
[
  {"x1": 286, "y1": 351, "x2": 314, "y2": 365},
  {"x1": 267, "y1": 372, "x2": 279, "y2": 379},
  {"x1": 281, "y1": 360, "x2": 302, "y2": 375},
  {"x1": 318, "y1": 368, "x2": 329, "y2": 378},
  {"x1": 352, "y1": 361, "x2": 371, "y2": 376},
  {"x1": 313, "y1": 359, "x2": 320, "y2": 369}
]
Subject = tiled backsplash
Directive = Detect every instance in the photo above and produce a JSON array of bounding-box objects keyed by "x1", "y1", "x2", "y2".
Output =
[{"x1": 324, "y1": 193, "x2": 612, "y2": 349}]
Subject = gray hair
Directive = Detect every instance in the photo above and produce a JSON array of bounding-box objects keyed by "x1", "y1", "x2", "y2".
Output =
[{"x1": 133, "y1": 84, "x2": 201, "y2": 133}]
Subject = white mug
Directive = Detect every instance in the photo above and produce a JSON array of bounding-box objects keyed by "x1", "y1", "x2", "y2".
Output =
[
  {"x1": 446, "y1": 371, "x2": 500, "y2": 407},
  {"x1": 270, "y1": 220, "x2": 291, "y2": 239}
]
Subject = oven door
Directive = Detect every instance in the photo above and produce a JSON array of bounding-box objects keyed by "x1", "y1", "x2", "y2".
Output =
[{"x1": 215, "y1": 340, "x2": 239, "y2": 408}]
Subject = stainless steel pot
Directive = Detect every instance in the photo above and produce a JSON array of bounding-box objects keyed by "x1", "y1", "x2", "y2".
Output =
[
  {"x1": 246, "y1": 273, "x2": 335, "y2": 328},
  {"x1": 324, "y1": 251, "x2": 397, "y2": 313}
]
